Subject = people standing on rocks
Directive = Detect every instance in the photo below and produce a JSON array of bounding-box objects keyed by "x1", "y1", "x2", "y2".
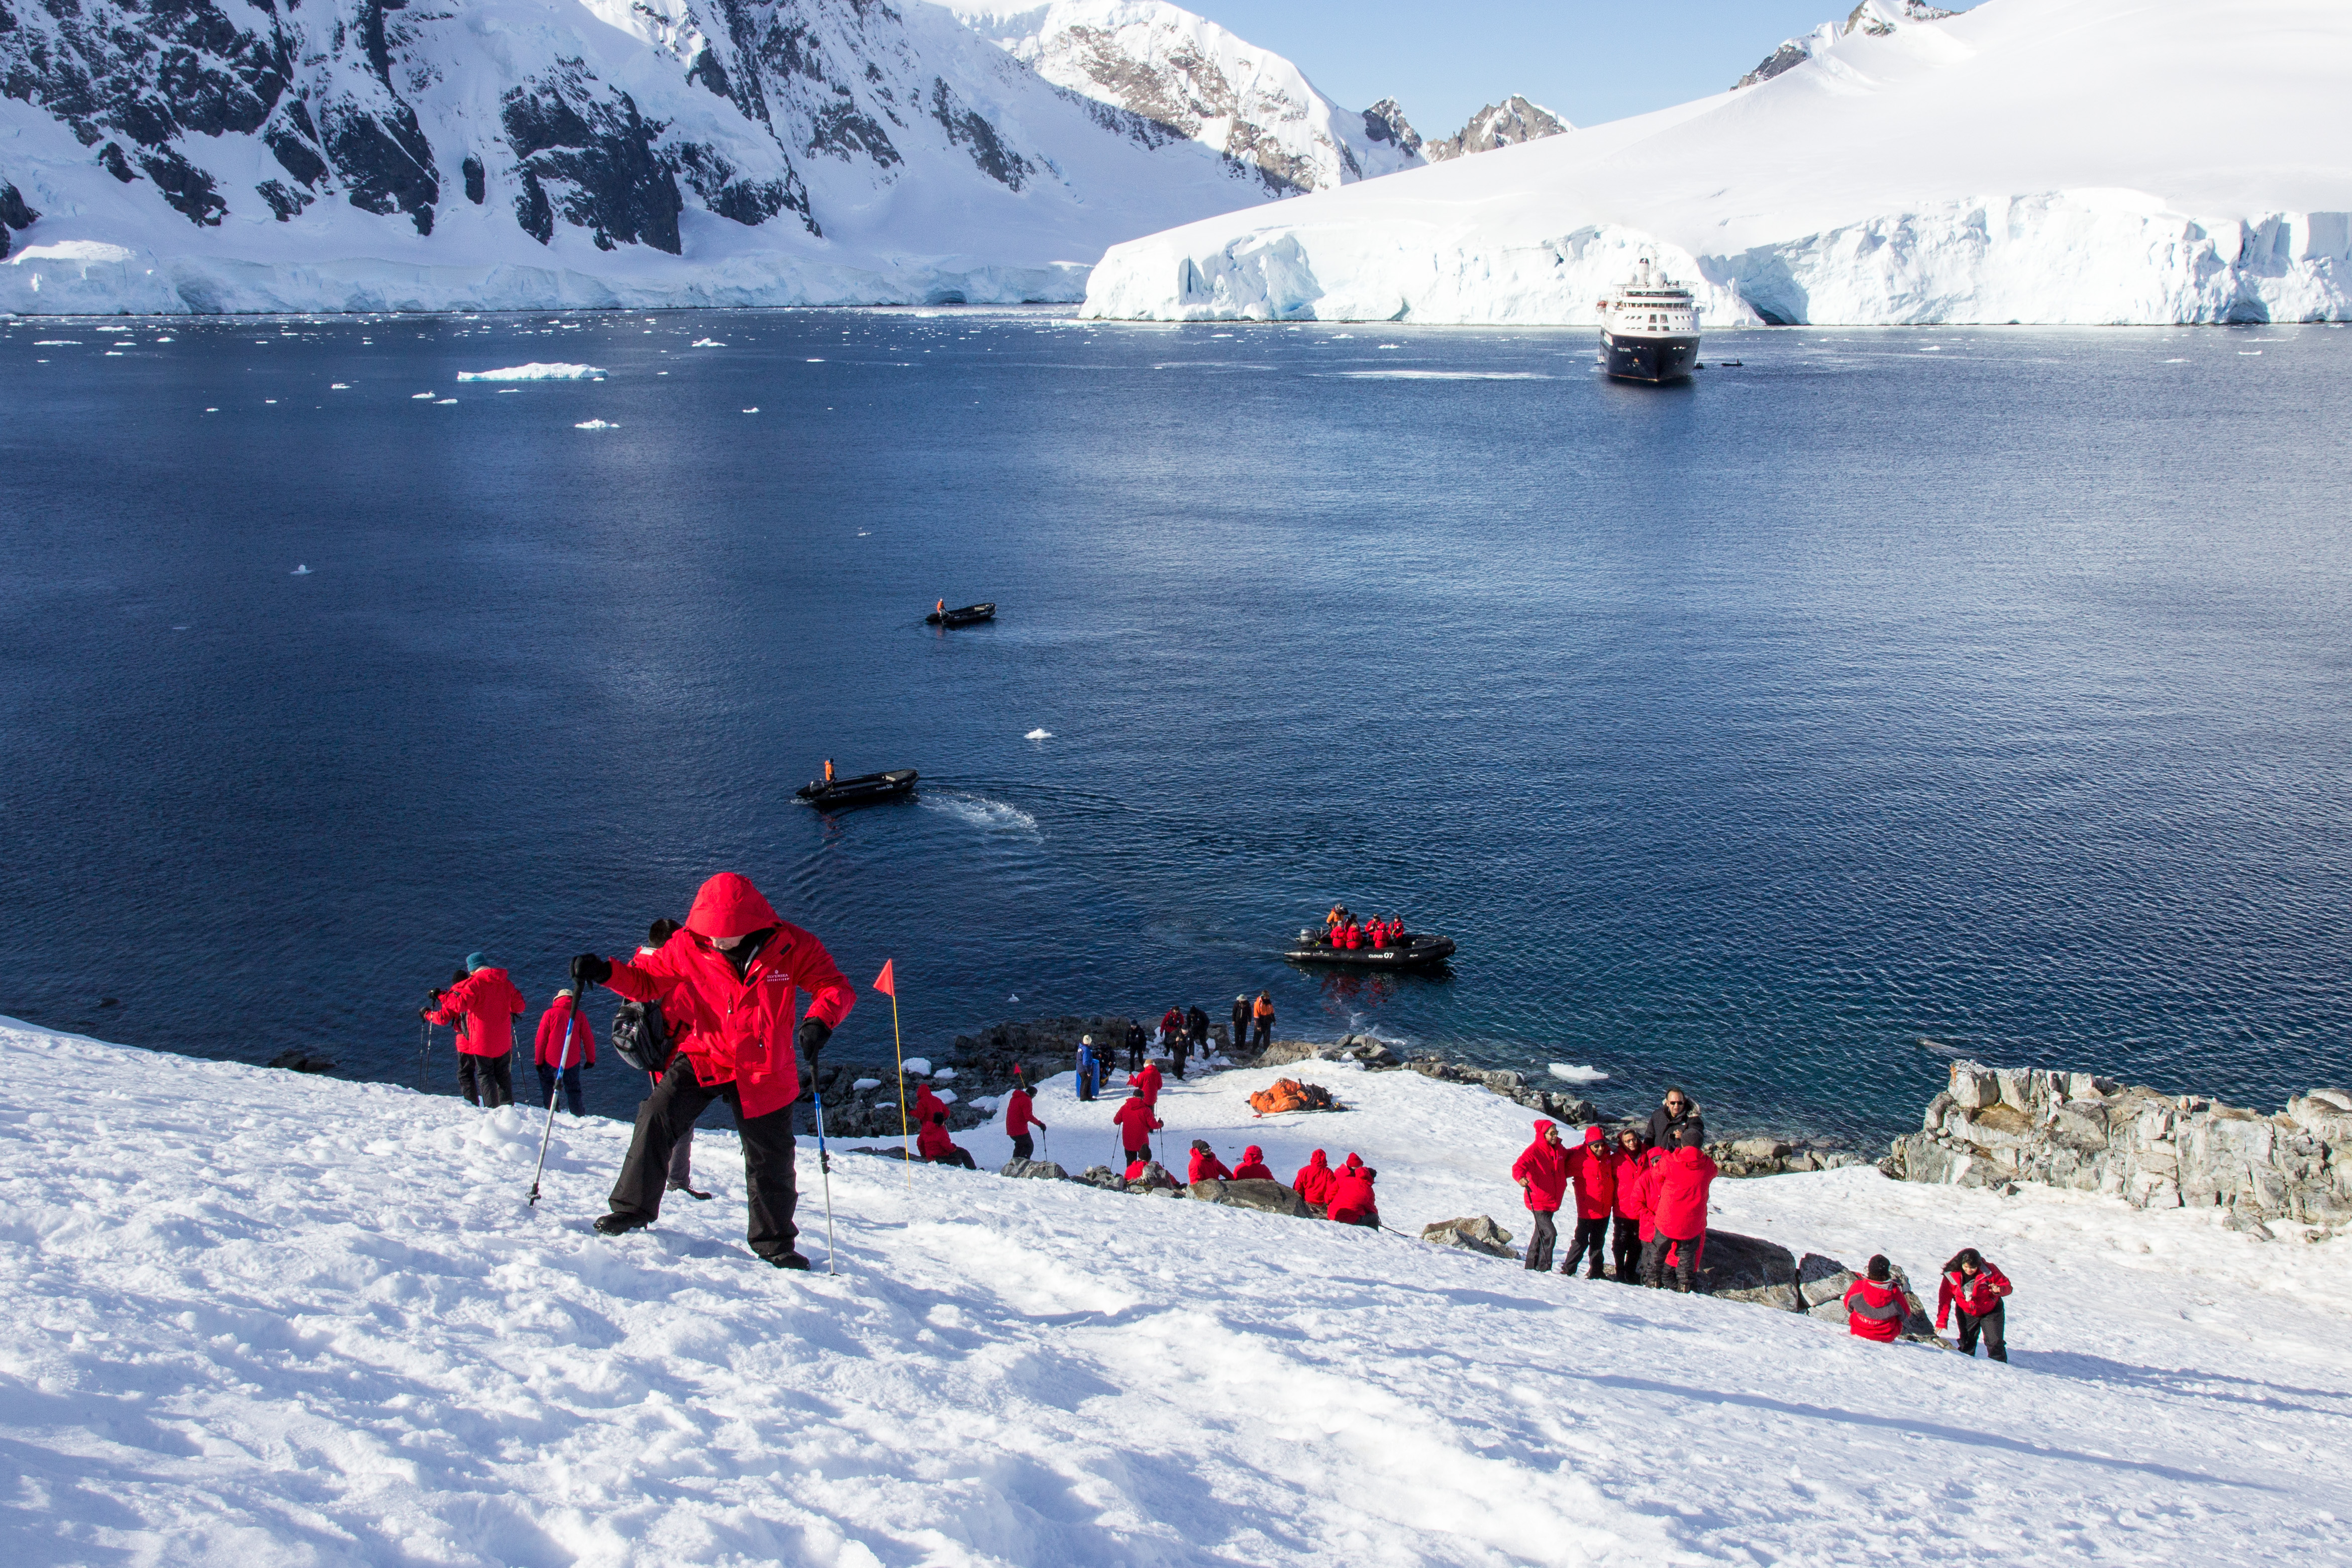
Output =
[
  {"x1": 1643, "y1": 1128, "x2": 1717, "y2": 1293},
  {"x1": 1113, "y1": 1085, "x2": 1161, "y2": 1170},
  {"x1": 1511, "y1": 1120, "x2": 1571, "y2": 1272},
  {"x1": 1187, "y1": 1140, "x2": 1233, "y2": 1183},
  {"x1": 532, "y1": 987, "x2": 594, "y2": 1116},
  {"x1": 1232, "y1": 1144, "x2": 1273, "y2": 1181},
  {"x1": 1936, "y1": 1247, "x2": 2013, "y2": 1361},
  {"x1": 1126, "y1": 1019, "x2": 1147, "y2": 1074},
  {"x1": 1252, "y1": 991, "x2": 1275, "y2": 1052},
  {"x1": 424, "y1": 953, "x2": 525, "y2": 1109},
  {"x1": 1004, "y1": 1078, "x2": 1046, "y2": 1163},
  {"x1": 1325, "y1": 1162, "x2": 1379, "y2": 1227},
  {"x1": 1559, "y1": 1126, "x2": 1617, "y2": 1280},
  {"x1": 1293, "y1": 1148, "x2": 1334, "y2": 1205},
  {"x1": 1610, "y1": 1128, "x2": 1650, "y2": 1282},
  {"x1": 1163, "y1": 1005, "x2": 1190, "y2": 1079},
  {"x1": 1231, "y1": 994, "x2": 1252, "y2": 1056},
  {"x1": 1646, "y1": 1087, "x2": 1705, "y2": 1152},
  {"x1": 570, "y1": 871, "x2": 855, "y2": 1271},
  {"x1": 1187, "y1": 1004, "x2": 1210, "y2": 1063},
  {"x1": 1076, "y1": 1035, "x2": 1100, "y2": 1101},
  {"x1": 1845, "y1": 1255, "x2": 1907, "y2": 1342},
  {"x1": 917, "y1": 1111, "x2": 978, "y2": 1170}
]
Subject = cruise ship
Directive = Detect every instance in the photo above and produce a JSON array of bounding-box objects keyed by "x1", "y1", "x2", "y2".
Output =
[{"x1": 1597, "y1": 259, "x2": 1701, "y2": 382}]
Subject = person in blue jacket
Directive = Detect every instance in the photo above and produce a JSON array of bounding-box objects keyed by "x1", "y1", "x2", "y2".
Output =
[{"x1": 1076, "y1": 1034, "x2": 1100, "y2": 1101}]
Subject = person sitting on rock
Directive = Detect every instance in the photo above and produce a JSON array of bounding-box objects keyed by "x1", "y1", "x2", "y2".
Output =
[
  {"x1": 1231, "y1": 1144, "x2": 1274, "y2": 1182},
  {"x1": 1292, "y1": 1148, "x2": 1334, "y2": 1204},
  {"x1": 1187, "y1": 1140, "x2": 1234, "y2": 1183},
  {"x1": 916, "y1": 1111, "x2": 977, "y2": 1170},
  {"x1": 1845, "y1": 1255, "x2": 1908, "y2": 1342},
  {"x1": 1324, "y1": 1163, "x2": 1380, "y2": 1227},
  {"x1": 1936, "y1": 1247, "x2": 2012, "y2": 1361},
  {"x1": 1511, "y1": 1120, "x2": 1570, "y2": 1272}
]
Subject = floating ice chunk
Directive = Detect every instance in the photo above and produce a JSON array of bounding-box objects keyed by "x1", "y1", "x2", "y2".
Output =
[
  {"x1": 32, "y1": 340, "x2": 78, "y2": 346},
  {"x1": 901, "y1": 1058, "x2": 932, "y2": 1077},
  {"x1": 852, "y1": 1078, "x2": 881, "y2": 1092},
  {"x1": 742, "y1": 407, "x2": 759, "y2": 413},
  {"x1": 411, "y1": 392, "x2": 434, "y2": 399},
  {"x1": 1025, "y1": 728, "x2": 1052, "y2": 740},
  {"x1": 263, "y1": 398, "x2": 276, "y2": 404},
  {"x1": 1549, "y1": 1063, "x2": 1608, "y2": 1084},
  {"x1": 691, "y1": 338, "x2": 724, "y2": 348},
  {"x1": 573, "y1": 419, "x2": 619, "y2": 430},
  {"x1": 456, "y1": 362, "x2": 604, "y2": 381},
  {"x1": 330, "y1": 383, "x2": 349, "y2": 389},
  {"x1": 806, "y1": 357, "x2": 825, "y2": 362},
  {"x1": 291, "y1": 564, "x2": 312, "y2": 575},
  {"x1": 434, "y1": 398, "x2": 456, "y2": 405}
]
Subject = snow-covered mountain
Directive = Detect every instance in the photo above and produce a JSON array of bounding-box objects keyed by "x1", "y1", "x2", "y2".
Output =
[
  {"x1": 944, "y1": 2, "x2": 1422, "y2": 192},
  {"x1": 1734, "y1": 2, "x2": 1955, "y2": 89},
  {"x1": 0, "y1": 0, "x2": 1361, "y2": 312},
  {"x1": 1422, "y1": 95, "x2": 1571, "y2": 162},
  {"x1": 1083, "y1": 0, "x2": 2352, "y2": 327}
]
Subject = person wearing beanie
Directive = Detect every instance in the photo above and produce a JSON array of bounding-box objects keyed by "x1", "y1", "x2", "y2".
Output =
[
  {"x1": 1187, "y1": 1139, "x2": 1234, "y2": 1184},
  {"x1": 1845, "y1": 1255, "x2": 1908, "y2": 1342},
  {"x1": 533, "y1": 986, "x2": 596, "y2": 1116},
  {"x1": 1231, "y1": 994, "x2": 1251, "y2": 1057},
  {"x1": 424, "y1": 953, "x2": 525, "y2": 1108}
]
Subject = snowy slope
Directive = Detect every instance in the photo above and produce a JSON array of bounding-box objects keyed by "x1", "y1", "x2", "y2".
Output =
[
  {"x1": 0, "y1": 0, "x2": 1325, "y2": 314},
  {"x1": 1081, "y1": 0, "x2": 2352, "y2": 326},
  {"x1": 7, "y1": 1016, "x2": 2351, "y2": 1564},
  {"x1": 944, "y1": 1, "x2": 1422, "y2": 192}
]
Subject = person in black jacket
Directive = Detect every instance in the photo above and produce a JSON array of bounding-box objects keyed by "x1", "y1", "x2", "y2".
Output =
[
  {"x1": 1187, "y1": 1004, "x2": 1210, "y2": 1061},
  {"x1": 1230, "y1": 994, "x2": 1252, "y2": 1057},
  {"x1": 1645, "y1": 1086, "x2": 1704, "y2": 1153},
  {"x1": 1126, "y1": 1019, "x2": 1147, "y2": 1074}
]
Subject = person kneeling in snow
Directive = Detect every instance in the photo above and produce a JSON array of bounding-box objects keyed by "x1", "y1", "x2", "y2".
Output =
[
  {"x1": 1231, "y1": 1144, "x2": 1274, "y2": 1182},
  {"x1": 1937, "y1": 1247, "x2": 2012, "y2": 1361},
  {"x1": 1845, "y1": 1255, "x2": 1908, "y2": 1342},
  {"x1": 1187, "y1": 1140, "x2": 1233, "y2": 1183},
  {"x1": 571, "y1": 871, "x2": 854, "y2": 1271},
  {"x1": 917, "y1": 1111, "x2": 977, "y2": 1170},
  {"x1": 1324, "y1": 1162, "x2": 1379, "y2": 1228}
]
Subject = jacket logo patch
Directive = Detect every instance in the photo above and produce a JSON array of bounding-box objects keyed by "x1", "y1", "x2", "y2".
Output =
[{"x1": 764, "y1": 974, "x2": 788, "y2": 984}]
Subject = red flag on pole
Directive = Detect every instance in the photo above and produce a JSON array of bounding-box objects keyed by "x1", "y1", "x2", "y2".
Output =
[{"x1": 873, "y1": 959, "x2": 895, "y2": 998}]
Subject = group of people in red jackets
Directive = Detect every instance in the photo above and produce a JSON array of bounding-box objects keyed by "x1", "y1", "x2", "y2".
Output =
[{"x1": 1322, "y1": 906, "x2": 1404, "y2": 951}]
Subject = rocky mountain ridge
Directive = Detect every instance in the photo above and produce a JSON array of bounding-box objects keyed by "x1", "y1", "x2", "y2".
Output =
[{"x1": 1420, "y1": 94, "x2": 1570, "y2": 161}]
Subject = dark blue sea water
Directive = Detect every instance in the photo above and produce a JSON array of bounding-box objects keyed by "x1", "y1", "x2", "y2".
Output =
[{"x1": 4, "y1": 310, "x2": 2347, "y2": 1142}]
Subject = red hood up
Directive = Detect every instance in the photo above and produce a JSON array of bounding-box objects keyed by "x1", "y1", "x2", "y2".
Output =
[{"x1": 684, "y1": 872, "x2": 782, "y2": 940}]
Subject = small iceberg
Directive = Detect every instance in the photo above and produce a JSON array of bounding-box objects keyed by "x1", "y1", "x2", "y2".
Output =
[
  {"x1": 1025, "y1": 728, "x2": 1052, "y2": 741},
  {"x1": 291, "y1": 564, "x2": 313, "y2": 576},
  {"x1": 1548, "y1": 1063, "x2": 1607, "y2": 1084},
  {"x1": 456, "y1": 363, "x2": 605, "y2": 382},
  {"x1": 433, "y1": 398, "x2": 456, "y2": 405},
  {"x1": 901, "y1": 1058, "x2": 932, "y2": 1077},
  {"x1": 411, "y1": 391, "x2": 435, "y2": 399},
  {"x1": 329, "y1": 383, "x2": 349, "y2": 390},
  {"x1": 742, "y1": 407, "x2": 759, "y2": 414},
  {"x1": 573, "y1": 419, "x2": 619, "y2": 431},
  {"x1": 691, "y1": 338, "x2": 724, "y2": 348}
]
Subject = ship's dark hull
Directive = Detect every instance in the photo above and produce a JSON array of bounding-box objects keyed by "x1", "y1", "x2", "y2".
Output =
[{"x1": 1603, "y1": 331, "x2": 1701, "y2": 383}]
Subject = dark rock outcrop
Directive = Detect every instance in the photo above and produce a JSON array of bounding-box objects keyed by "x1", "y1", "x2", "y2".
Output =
[
  {"x1": 1000, "y1": 1158, "x2": 1067, "y2": 1181},
  {"x1": 269, "y1": 1049, "x2": 336, "y2": 1074},
  {"x1": 1422, "y1": 1215, "x2": 1515, "y2": 1257},
  {"x1": 1190, "y1": 1178, "x2": 1310, "y2": 1217},
  {"x1": 1421, "y1": 95, "x2": 1568, "y2": 162},
  {"x1": 0, "y1": 181, "x2": 36, "y2": 259}
]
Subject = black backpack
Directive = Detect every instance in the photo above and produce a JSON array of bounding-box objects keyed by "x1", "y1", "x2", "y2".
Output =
[{"x1": 610, "y1": 999, "x2": 675, "y2": 1075}]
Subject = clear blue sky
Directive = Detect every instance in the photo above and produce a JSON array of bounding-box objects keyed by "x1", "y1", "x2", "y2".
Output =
[{"x1": 1186, "y1": 1, "x2": 1888, "y2": 136}]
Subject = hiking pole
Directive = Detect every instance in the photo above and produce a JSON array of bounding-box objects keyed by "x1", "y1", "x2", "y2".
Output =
[
  {"x1": 418, "y1": 1018, "x2": 429, "y2": 1092},
  {"x1": 528, "y1": 995, "x2": 587, "y2": 1207},
  {"x1": 809, "y1": 1072, "x2": 840, "y2": 1275}
]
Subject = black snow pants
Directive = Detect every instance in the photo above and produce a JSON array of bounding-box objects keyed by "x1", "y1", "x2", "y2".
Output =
[
  {"x1": 1957, "y1": 1304, "x2": 2007, "y2": 1362},
  {"x1": 1523, "y1": 1210, "x2": 1558, "y2": 1271},
  {"x1": 609, "y1": 1053, "x2": 799, "y2": 1262},
  {"x1": 1561, "y1": 1216, "x2": 1611, "y2": 1277},
  {"x1": 1644, "y1": 1233, "x2": 1701, "y2": 1293},
  {"x1": 537, "y1": 1063, "x2": 584, "y2": 1116},
  {"x1": 930, "y1": 1148, "x2": 978, "y2": 1171},
  {"x1": 1171, "y1": 1044, "x2": 1189, "y2": 1079},
  {"x1": 459, "y1": 1051, "x2": 514, "y2": 1108},
  {"x1": 1010, "y1": 1132, "x2": 1034, "y2": 1163},
  {"x1": 1611, "y1": 1214, "x2": 1643, "y2": 1282}
]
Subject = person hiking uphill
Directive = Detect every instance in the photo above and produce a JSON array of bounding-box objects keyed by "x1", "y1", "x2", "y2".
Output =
[
  {"x1": 1511, "y1": 1120, "x2": 1571, "y2": 1272},
  {"x1": 1004, "y1": 1080, "x2": 1046, "y2": 1163},
  {"x1": 621, "y1": 918, "x2": 708, "y2": 1201},
  {"x1": 1937, "y1": 1247, "x2": 2013, "y2": 1361},
  {"x1": 1644, "y1": 1128, "x2": 1717, "y2": 1293},
  {"x1": 571, "y1": 872, "x2": 853, "y2": 1270},
  {"x1": 1845, "y1": 1256, "x2": 1908, "y2": 1342},
  {"x1": 1559, "y1": 1125, "x2": 1617, "y2": 1280},
  {"x1": 533, "y1": 987, "x2": 595, "y2": 1116},
  {"x1": 1129, "y1": 1058, "x2": 1164, "y2": 1112},
  {"x1": 425, "y1": 954, "x2": 525, "y2": 1108},
  {"x1": 1112, "y1": 1086, "x2": 1160, "y2": 1170}
]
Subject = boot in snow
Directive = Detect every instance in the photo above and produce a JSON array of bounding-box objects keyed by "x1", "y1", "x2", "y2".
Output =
[
  {"x1": 594, "y1": 1212, "x2": 650, "y2": 1236},
  {"x1": 766, "y1": 1250, "x2": 811, "y2": 1271}
]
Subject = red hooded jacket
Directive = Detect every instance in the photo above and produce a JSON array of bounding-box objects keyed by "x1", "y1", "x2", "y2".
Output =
[
  {"x1": 1567, "y1": 1127, "x2": 1616, "y2": 1218},
  {"x1": 1650, "y1": 1146, "x2": 1718, "y2": 1241},
  {"x1": 1113, "y1": 1094, "x2": 1160, "y2": 1152},
  {"x1": 431, "y1": 967, "x2": 526, "y2": 1058},
  {"x1": 600, "y1": 872, "x2": 855, "y2": 1120},
  {"x1": 914, "y1": 1083, "x2": 949, "y2": 1123},
  {"x1": 1611, "y1": 1144, "x2": 1648, "y2": 1220},
  {"x1": 1130, "y1": 1062, "x2": 1164, "y2": 1108},
  {"x1": 1936, "y1": 1263, "x2": 2014, "y2": 1328},
  {"x1": 1188, "y1": 1147, "x2": 1234, "y2": 1183},
  {"x1": 1845, "y1": 1275, "x2": 1907, "y2": 1342},
  {"x1": 1293, "y1": 1150, "x2": 1333, "y2": 1203},
  {"x1": 1628, "y1": 1148, "x2": 1666, "y2": 1242},
  {"x1": 916, "y1": 1118, "x2": 957, "y2": 1161},
  {"x1": 1510, "y1": 1123, "x2": 1571, "y2": 1213},
  {"x1": 1325, "y1": 1169, "x2": 1378, "y2": 1225},
  {"x1": 533, "y1": 994, "x2": 596, "y2": 1068},
  {"x1": 1004, "y1": 1087, "x2": 1038, "y2": 1136},
  {"x1": 1231, "y1": 1146, "x2": 1273, "y2": 1181}
]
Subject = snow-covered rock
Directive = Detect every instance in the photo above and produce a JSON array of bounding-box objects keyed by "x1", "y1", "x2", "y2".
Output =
[
  {"x1": 1420, "y1": 94, "x2": 1571, "y2": 162},
  {"x1": 0, "y1": 0, "x2": 1345, "y2": 313},
  {"x1": 6, "y1": 1015, "x2": 2352, "y2": 1560},
  {"x1": 945, "y1": 1, "x2": 1422, "y2": 191},
  {"x1": 1083, "y1": 0, "x2": 2352, "y2": 326},
  {"x1": 1735, "y1": 2, "x2": 1956, "y2": 90}
]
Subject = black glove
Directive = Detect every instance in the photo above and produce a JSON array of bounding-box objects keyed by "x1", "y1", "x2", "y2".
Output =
[
  {"x1": 571, "y1": 953, "x2": 612, "y2": 989},
  {"x1": 795, "y1": 1017, "x2": 832, "y2": 1064},
  {"x1": 418, "y1": 1005, "x2": 434, "y2": 1021}
]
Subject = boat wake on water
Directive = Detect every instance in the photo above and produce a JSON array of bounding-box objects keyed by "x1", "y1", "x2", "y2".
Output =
[{"x1": 919, "y1": 791, "x2": 1041, "y2": 837}]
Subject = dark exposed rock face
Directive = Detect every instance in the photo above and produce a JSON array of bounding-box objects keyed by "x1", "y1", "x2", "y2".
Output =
[
  {"x1": 1422, "y1": 1215, "x2": 1515, "y2": 1257},
  {"x1": 0, "y1": 180, "x2": 36, "y2": 258},
  {"x1": 1360, "y1": 97, "x2": 1419, "y2": 157},
  {"x1": 929, "y1": 76, "x2": 1029, "y2": 189},
  {"x1": 502, "y1": 80, "x2": 680, "y2": 253},
  {"x1": 1191, "y1": 1178, "x2": 1309, "y2": 1217},
  {"x1": 1422, "y1": 95, "x2": 1568, "y2": 162}
]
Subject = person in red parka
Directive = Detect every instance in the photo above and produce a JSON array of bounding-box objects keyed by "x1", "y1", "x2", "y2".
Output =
[
  {"x1": 1936, "y1": 1247, "x2": 2013, "y2": 1361},
  {"x1": 1644, "y1": 1129, "x2": 1718, "y2": 1293},
  {"x1": 1231, "y1": 1144, "x2": 1274, "y2": 1182},
  {"x1": 917, "y1": 1112, "x2": 977, "y2": 1170},
  {"x1": 425, "y1": 954, "x2": 526, "y2": 1108},
  {"x1": 1559, "y1": 1126, "x2": 1618, "y2": 1280},
  {"x1": 532, "y1": 987, "x2": 596, "y2": 1116},
  {"x1": 1608, "y1": 1128, "x2": 1649, "y2": 1283},
  {"x1": 1112, "y1": 1086, "x2": 1160, "y2": 1168},
  {"x1": 1293, "y1": 1149, "x2": 1334, "y2": 1204},
  {"x1": 1187, "y1": 1140, "x2": 1234, "y2": 1183},
  {"x1": 1510, "y1": 1120, "x2": 1571, "y2": 1272},
  {"x1": 1325, "y1": 1163, "x2": 1379, "y2": 1226},
  {"x1": 1130, "y1": 1059, "x2": 1164, "y2": 1110},
  {"x1": 913, "y1": 1080, "x2": 949, "y2": 1125},
  {"x1": 1003, "y1": 1080, "x2": 1046, "y2": 1163},
  {"x1": 572, "y1": 871, "x2": 854, "y2": 1270},
  {"x1": 1845, "y1": 1255, "x2": 1907, "y2": 1342}
]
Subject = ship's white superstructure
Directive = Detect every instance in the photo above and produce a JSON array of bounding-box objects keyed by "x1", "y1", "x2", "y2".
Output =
[{"x1": 1597, "y1": 259, "x2": 1702, "y2": 382}]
